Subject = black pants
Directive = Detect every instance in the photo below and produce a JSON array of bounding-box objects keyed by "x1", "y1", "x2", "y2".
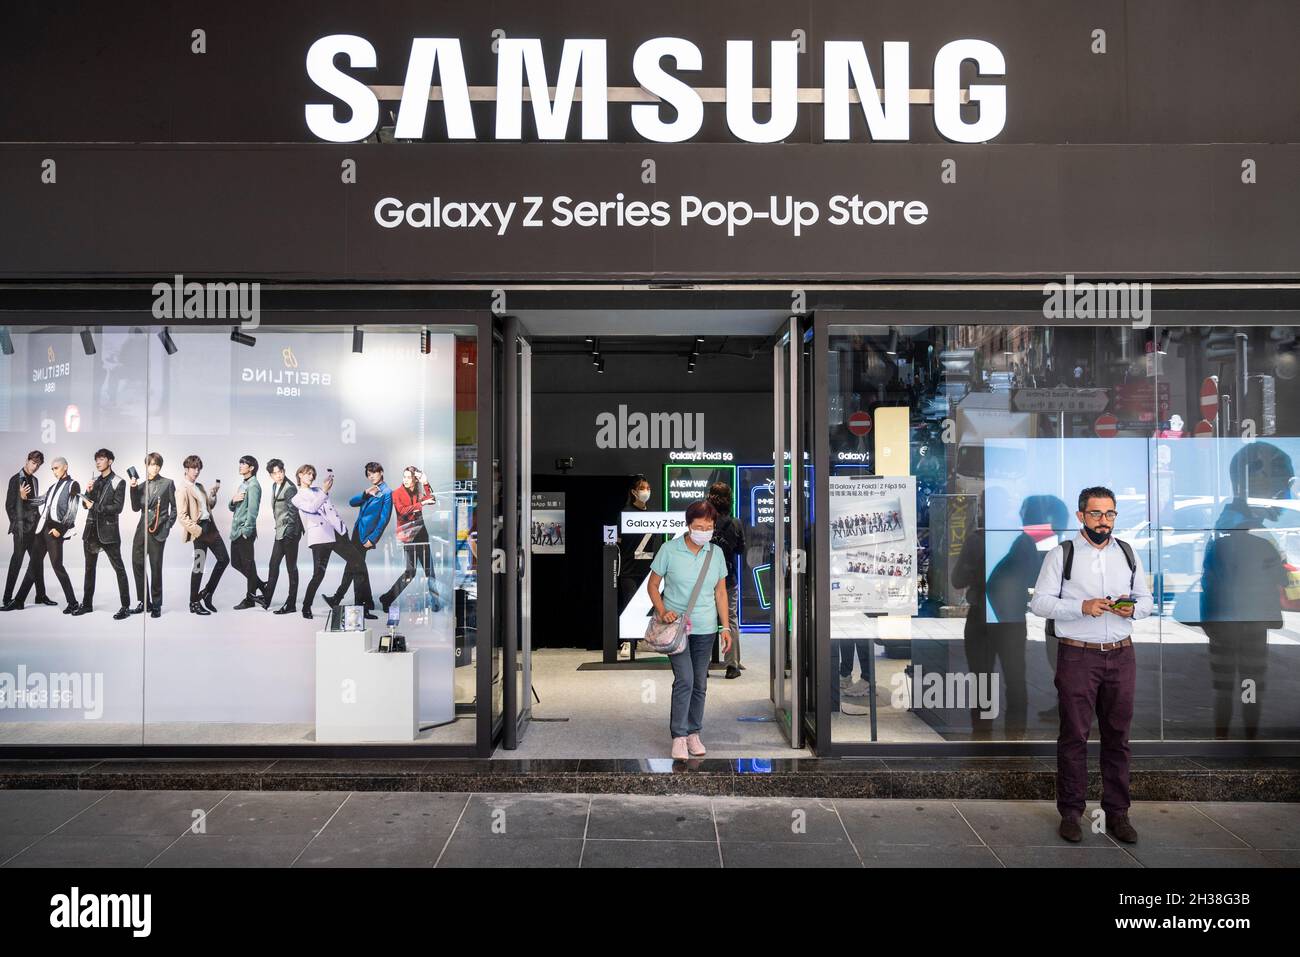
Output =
[
  {"x1": 380, "y1": 529, "x2": 431, "y2": 607},
  {"x1": 331, "y1": 528, "x2": 375, "y2": 609},
  {"x1": 190, "y1": 519, "x2": 229, "y2": 602},
  {"x1": 230, "y1": 533, "x2": 264, "y2": 599},
  {"x1": 83, "y1": 523, "x2": 130, "y2": 609},
  {"x1": 17, "y1": 528, "x2": 77, "y2": 605},
  {"x1": 265, "y1": 536, "x2": 301, "y2": 605},
  {"x1": 5, "y1": 531, "x2": 34, "y2": 602},
  {"x1": 132, "y1": 524, "x2": 167, "y2": 609},
  {"x1": 304, "y1": 531, "x2": 369, "y2": 610}
]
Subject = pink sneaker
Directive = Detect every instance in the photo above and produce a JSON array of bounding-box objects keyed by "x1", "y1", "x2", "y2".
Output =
[
  {"x1": 671, "y1": 737, "x2": 690, "y2": 760},
  {"x1": 686, "y1": 733, "x2": 707, "y2": 756}
]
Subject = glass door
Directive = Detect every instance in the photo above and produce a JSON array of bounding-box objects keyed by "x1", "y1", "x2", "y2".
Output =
[
  {"x1": 501, "y1": 316, "x2": 533, "y2": 748},
  {"x1": 772, "y1": 315, "x2": 811, "y2": 748}
]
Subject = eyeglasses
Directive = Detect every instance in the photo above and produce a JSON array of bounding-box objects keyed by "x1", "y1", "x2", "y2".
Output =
[{"x1": 1084, "y1": 510, "x2": 1118, "y2": 520}]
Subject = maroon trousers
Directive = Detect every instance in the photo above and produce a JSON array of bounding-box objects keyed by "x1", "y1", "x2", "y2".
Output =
[{"x1": 1054, "y1": 642, "x2": 1136, "y2": 818}]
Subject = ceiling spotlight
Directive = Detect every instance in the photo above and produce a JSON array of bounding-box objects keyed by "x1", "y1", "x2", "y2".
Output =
[
  {"x1": 596, "y1": 356, "x2": 606, "y2": 374},
  {"x1": 420, "y1": 327, "x2": 432, "y2": 354},
  {"x1": 687, "y1": 356, "x2": 697, "y2": 374},
  {"x1": 157, "y1": 327, "x2": 178, "y2": 355},
  {"x1": 352, "y1": 325, "x2": 364, "y2": 354},
  {"x1": 80, "y1": 328, "x2": 96, "y2": 355},
  {"x1": 230, "y1": 327, "x2": 256, "y2": 348},
  {"x1": 886, "y1": 328, "x2": 898, "y2": 357},
  {"x1": 0, "y1": 328, "x2": 13, "y2": 356}
]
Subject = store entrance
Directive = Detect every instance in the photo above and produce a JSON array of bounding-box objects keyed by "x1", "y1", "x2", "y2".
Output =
[{"x1": 498, "y1": 312, "x2": 815, "y2": 756}]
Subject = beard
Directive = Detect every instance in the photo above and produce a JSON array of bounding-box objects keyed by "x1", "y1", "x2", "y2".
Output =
[{"x1": 1083, "y1": 525, "x2": 1111, "y2": 545}]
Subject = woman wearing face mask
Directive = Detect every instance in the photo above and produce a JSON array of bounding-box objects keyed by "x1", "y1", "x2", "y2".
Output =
[
  {"x1": 616, "y1": 475, "x2": 656, "y2": 615},
  {"x1": 647, "y1": 499, "x2": 731, "y2": 760}
]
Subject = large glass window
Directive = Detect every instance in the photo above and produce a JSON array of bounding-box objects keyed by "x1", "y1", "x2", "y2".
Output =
[
  {"x1": 825, "y1": 321, "x2": 1300, "y2": 744},
  {"x1": 0, "y1": 320, "x2": 482, "y2": 747}
]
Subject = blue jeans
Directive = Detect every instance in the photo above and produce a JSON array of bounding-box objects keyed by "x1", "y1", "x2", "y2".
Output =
[{"x1": 669, "y1": 633, "x2": 714, "y2": 738}]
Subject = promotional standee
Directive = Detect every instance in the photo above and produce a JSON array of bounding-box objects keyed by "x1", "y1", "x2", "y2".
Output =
[{"x1": 0, "y1": 327, "x2": 461, "y2": 744}]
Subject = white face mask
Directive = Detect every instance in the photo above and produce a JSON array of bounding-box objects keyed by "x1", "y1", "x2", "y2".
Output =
[
  {"x1": 635, "y1": 489, "x2": 650, "y2": 504},
  {"x1": 689, "y1": 529, "x2": 713, "y2": 546}
]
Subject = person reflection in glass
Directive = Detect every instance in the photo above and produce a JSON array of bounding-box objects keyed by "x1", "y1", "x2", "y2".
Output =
[
  {"x1": 954, "y1": 492, "x2": 1069, "y2": 739},
  {"x1": 1199, "y1": 442, "x2": 1294, "y2": 739}
]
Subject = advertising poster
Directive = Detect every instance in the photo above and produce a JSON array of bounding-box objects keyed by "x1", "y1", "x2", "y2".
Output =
[
  {"x1": 530, "y1": 492, "x2": 565, "y2": 554},
  {"x1": 829, "y1": 475, "x2": 918, "y2": 617}
]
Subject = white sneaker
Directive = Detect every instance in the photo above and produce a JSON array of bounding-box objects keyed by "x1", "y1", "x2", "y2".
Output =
[
  {"x1": 840, "y1": 699, "x2": 871, "y2": 716},
  {"x1": 617, "y1": 641, "x2": 631, "y2": 661},
  {"x1": 843, "y1": 678, "x2": 872, "y2": 698}
]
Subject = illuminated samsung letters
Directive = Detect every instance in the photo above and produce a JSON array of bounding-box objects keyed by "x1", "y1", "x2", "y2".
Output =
[{"x1": 304, "y1": 34, "x2": 1006, "y2": 144}]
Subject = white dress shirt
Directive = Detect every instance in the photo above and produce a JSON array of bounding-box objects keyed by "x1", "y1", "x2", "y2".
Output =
[{"x1": 1029, "y1": 532, "x2": 1154, "y2": 643}]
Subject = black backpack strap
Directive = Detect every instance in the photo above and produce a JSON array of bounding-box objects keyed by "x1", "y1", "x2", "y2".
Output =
[
  {"x1": 1115, "y1": 538, "x2": 1137, "y2": 591},
  {"x1": 1058, "y1": 539, "x2": 1074, "y2": 596}
]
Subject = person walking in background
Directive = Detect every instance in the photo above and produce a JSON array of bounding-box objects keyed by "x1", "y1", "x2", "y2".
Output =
[
  {"x1": 129, "y1": 452, "x2": 177, "y2": 618},
  {"x1": 7, "y1": 456, "x2": 79, "y2": 613},
  {"x1": 1030, "y1": 485, "x2": 1151, "y2": 845},
  {"x1": 647, "y1": 499, "x2": 731, "y2": 761},
  {"x1": 379, "y1": 465, "x2": 437, "y2": 613},
  {"x1": 4, "y1": 450, "x2": 44, "y2": 607},
  {"x1": 74, "y1": 448, "x2": 131, "y2": 619},
  {"x1": 328, "y1": 462, "x2": 390, "y2": 615},
  {"x1": 294, "y1": 465, "x2": 370, "y2": 621},
  {"x1": 228, "y1": 454, "x2": 268, "y2": 610},
  {"x1": 264, "y1": 458, "x2": 304, "y2": 615},
  {"x1": 177, "y1": 454, "x2": 227, "y2": 616},
  {"x1": 707, "y1": 482, "x2": 746, "y2": 680}
]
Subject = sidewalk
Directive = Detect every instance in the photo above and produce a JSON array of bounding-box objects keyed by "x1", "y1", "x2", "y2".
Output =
[{"x1": 2, "y1": 790, "x2": 1296, "y2": 868}]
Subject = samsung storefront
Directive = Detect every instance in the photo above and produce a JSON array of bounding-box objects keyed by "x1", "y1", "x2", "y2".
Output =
[{"x1": 1, "y1": 1, "x2": 1299, "y2": 760}]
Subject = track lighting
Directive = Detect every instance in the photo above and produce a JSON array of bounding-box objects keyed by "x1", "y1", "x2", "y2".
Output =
[
  {"x1": 230, "y1": 327, "x2": 256, "y2": 348},
  {"x1": 420, "y1": 327, "x2": 432, "y2": 354},
  {"x1": 80, "y1": 328, "x2": 96, "y2": 355},
  {"x1": 352, "y1": 325, "x2": 364, "y2": 354},
  {"x1": 0, "y1": 328, "x2": 12, "y2": 356},
  {"x1": 157, "y1": 327, "x2": 177, "y2": 355}
]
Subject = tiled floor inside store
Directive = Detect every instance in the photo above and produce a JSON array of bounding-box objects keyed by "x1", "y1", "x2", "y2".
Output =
[{"x1": 2, "y1": 790, "x2": 1297, "y2": 868}]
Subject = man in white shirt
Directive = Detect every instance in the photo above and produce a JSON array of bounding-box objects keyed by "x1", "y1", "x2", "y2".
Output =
[{"x1": 1030, "y1": 485, "x2": 1152, "y2": 845}]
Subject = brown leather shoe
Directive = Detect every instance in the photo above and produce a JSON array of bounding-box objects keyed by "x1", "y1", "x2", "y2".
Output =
[
  {"x1": 1058, "y1": 816, "x2": 1082, "y2": 843},
  {"x1": 1106, "y1": 813, "x2": 1138, "y2": 843}
]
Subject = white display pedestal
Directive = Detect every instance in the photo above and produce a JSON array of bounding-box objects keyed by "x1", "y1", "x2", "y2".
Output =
[{"x1": 314, "y1": 629, "x2": 419, "y2": 742}]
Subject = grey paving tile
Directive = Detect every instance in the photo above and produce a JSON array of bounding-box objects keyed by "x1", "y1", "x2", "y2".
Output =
[
  {"x1": 711, "y1": 797, "x2": 846, "y2": 844},
  {"x1": 150, "y1": 835, "x2": 312, "y2": 868},
  {"x1": 720, "y1": 841, "x2": 861, "y2": 868},
  {"x1": 436, "y1": 836, "x2": 584, "y2": 868},
  {"x1": 314, "y1": 791, "x2": 467, "y2": 839},
  {"x1": 0, "y1": 834, "x2": 46, "y2": 864},
  {"x1": 586, "y1": 795, "x2": 716, "y2": 842},
  {"x1": 859, "y1": 844, "x2": 1002, "y2": 868},
  {"x1": 993, "y1": 846, "x2": 1142, "y2": 868},
  {"x1": 836, "y1": 800, "x2": 981, "y2": 847},
  {"x1": 1108, "y1": 803, "x2": 1246, "y2": 848},
  {"x1": 0, "y1": 789, "x2": 108, "y2": 835},
  {"x1": 1260, "y1": 849, "x2": 1300, "y2": 867},
  {"x1": 454, "y1": 793, "x2": 589, "y2": 840},
  {"x1": 958, "y1": 801, "x2": 1117, "y2": 847},
  {"x1": 581, "y1": 839, "x2": 720, "y2": 868},
  {"x1": 54, "y1": 789, "x2": 227, "y2": 837},
  {"x1": 5, "y1": 835, "x2": 177, "y2": 868},
  {"x1": 294, "y1": 832, "x2": 443, "y2": 868},
  {"x1": 1127, "y1": 847, "x2": 1273, "y2": 868},
  {"x1": 1192, "y1": 802, "x2": 1300, "y2": 849},
  {"x1": 196, "y1": 791, "x2": 349, "y2": 837}
]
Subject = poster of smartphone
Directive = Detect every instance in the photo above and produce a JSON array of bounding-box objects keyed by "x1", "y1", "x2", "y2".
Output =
[{"x1": 829, "y1": 476, "x2": 918, "y2": 617}]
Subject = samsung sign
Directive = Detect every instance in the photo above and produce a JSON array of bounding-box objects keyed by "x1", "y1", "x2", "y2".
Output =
[{"x1": 305, "y1": 36, "x2": 1006, "y2": 144}]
